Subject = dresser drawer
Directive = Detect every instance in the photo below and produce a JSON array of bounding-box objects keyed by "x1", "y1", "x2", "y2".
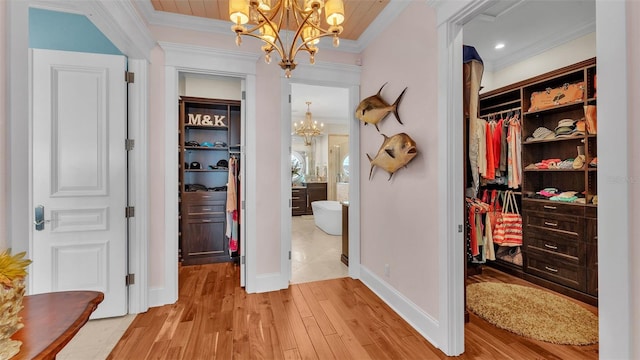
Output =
[
  {"x1": 524, "y1": 228, "x2": 583, "y2": 262},
  {"x1": 292, "y1": 198, "x2": 307, "y2": 215},
  {"x1": 525, "y1": 211, "x2": 584, "y2": 237},
  {"x1": 522, "y1": 199, "x2": 585, "y2": 216},
  {"x1": 526, "y1": 249, "x2": 586, "y2": 292},
  {"x1": 186, "y1": 215, "x2": 225, "y2": 224},
  {"x1": 187, "y1": 204, "x2": 225, "y2": 217},
  {"x1": 182, "y1": 191, "x2": 227, "y2": 203}
]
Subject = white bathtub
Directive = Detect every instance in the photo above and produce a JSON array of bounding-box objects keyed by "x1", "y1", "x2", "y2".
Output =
[{"x1": 311, "y1": 200, "x2": 342, "y2": 236}]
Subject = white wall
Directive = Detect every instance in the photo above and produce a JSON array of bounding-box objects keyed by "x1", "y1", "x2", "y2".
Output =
[
  {"x1": 626, "y1": 2, "x2": 640, "y2": 356},
  {"x1": 360, "y1": 1, "x2": 439, "y2": 318},
  {"x1": 481, "y1": 32, "x2": 596, "y2": 93},
  {"x1": 0, "y1": 0, "x2": 7, "y2": 250},
  {"x1": 180, "y1": 73, "x2": 242, "y2": 100}
]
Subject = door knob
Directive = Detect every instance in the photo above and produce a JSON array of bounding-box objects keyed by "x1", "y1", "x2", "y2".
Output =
[{"x1": 34, "y1": 205, "x2": 50, "y2": 231}]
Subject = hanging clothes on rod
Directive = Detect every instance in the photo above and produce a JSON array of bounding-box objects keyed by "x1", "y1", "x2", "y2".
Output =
[{"x1": 226, "y1": 156, "x2": 239, "y2": 255}]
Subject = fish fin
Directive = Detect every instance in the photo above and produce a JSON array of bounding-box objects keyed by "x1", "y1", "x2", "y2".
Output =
[
  {"x1": 377, "y1": 82, "x2": 388, "y2": 97},
  {"x1": 388, "y1": 172, "x2": 394, "y2": 181},
  {"x1": 384, "y1": 148, "x2": 396, "y2": 159},
  {"x1": 374, "y1": 123, "x2": 380, "y2": 132},
  {"x1": 391, "y1": 87, "x2": 408, "y2": 125},
  {"x1": 366, "y1": 153, "x2": 374, "y2": 180}
]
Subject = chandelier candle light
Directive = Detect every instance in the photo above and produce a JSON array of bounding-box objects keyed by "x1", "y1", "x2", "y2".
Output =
[
  {"x1": 295, "y1": 101, "x2": 324, "y2": 146},
  {"x1": 229, "y1": 0, "x2": 345, "y2": 78}
]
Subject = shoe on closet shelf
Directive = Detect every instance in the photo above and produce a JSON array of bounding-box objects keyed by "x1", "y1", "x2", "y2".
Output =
[
  {"x1": 558, "y1": 159, "x2": 575, "y2": 169},
  {"x1": 572, "y1": 155, "x2": 586, "y2": 169},
  {"x1": 589, "y1": 157, "x2": 598, "y2": 167}
]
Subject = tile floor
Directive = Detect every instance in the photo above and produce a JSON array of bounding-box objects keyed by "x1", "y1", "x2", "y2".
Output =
[
  {"x1": 59, "y1": 214, "x2": 347, "y2": 358},
  {"x1": 290, "y1": 214, "x2": 349, "y2": 284}
]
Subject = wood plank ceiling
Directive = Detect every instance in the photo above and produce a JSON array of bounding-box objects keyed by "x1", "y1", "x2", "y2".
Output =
[{"x1": 150, "y1": 0, "x2": 390, "y2": 41}]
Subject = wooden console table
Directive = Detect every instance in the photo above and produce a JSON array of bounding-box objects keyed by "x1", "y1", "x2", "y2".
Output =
[{"x1": 11, "y1": 291, "x2": 104, "y2": 360}]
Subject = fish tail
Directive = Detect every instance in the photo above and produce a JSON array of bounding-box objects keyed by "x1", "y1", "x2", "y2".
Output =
[
  {"x1": 366, "y1": 154, "x2": 374, "y2": 180},
  {"x1": 391, "y1": 87, "x2": 408, "y2": 125}
]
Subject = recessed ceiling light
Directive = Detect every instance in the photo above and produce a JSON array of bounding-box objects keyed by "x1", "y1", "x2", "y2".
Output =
[{"x1": 495, "y1": 43, "x2": 505, "y2": 50}]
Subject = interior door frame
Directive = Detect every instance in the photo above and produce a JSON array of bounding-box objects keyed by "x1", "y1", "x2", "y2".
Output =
[
  {"x1": 7, "y1": 1, "x2": 151, "y2": 314},
  {"x1": 161, "y1": 42, "x2": 259, "y2": 300},
  {"x1": 280, "y1": 63, "x2": 361, "y2": 283},
  {"x1": 433, "y1": 0, "x2": 631, "y2": 356}
]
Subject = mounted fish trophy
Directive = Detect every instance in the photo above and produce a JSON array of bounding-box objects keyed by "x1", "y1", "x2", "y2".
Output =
[
  {"x1": 355, "y1": 83, "x2": 407, "y2": 131},
  {"x1": 367, "y1": 133, "x2": 418, "y2": 181}
]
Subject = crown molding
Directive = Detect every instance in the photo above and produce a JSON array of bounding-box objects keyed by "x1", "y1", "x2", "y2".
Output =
[
  {"x1": 135, "y1": 0, "x2": 412, "y2": 54},
  {"x1": 489, "y1": 21, "x2": 595, "y2": 72},
  {"x1": 353, "y1": 0, "x2": 411, "y2": 52},
  {"x1": 29, "y1": 0, "x2": 156, "y2": 60}
]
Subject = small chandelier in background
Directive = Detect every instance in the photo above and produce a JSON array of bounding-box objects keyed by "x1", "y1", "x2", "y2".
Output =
[
  {"x1": 229, "y1": 0, "x2": 345, "y2": 78},
  {"x1": 294, "y1": 101, "x2": 324, "y2": 146}
]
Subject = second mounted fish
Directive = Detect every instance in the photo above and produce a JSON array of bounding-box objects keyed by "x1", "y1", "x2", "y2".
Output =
[{"x1": 366, "y1": 132, "x2": 418, "y2": 181}]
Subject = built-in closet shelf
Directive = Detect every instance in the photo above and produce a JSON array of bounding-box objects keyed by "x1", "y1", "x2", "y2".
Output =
[
  {"x1": 524, "y1": 169, "x2": 586, "y2": 173},
  {"x1": 184, "y1": 147, "x2": 229, "y2": 151},
  {"x1": 476, "y1": 57, "x2": 598, "y2": 306},
  {"x1": 523, "y1": 101, "x2": 584, "y2": 116},
  {"x1": 179, "y1": 96, "x2": 241, "y2": 266}
]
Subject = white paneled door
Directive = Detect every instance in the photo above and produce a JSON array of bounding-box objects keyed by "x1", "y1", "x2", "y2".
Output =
[{"x1": 31, "y1": 49, "x2": 128, "y2": 318}]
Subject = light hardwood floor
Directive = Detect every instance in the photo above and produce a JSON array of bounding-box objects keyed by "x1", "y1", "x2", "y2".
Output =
[{"x1": 107, "y1": 262, "x2": 598, "y2": 359}]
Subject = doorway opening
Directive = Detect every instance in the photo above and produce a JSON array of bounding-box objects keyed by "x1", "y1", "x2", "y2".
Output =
[
  {"x1": 176, "y1": 72, "x2": 247, "y2": 286},
  {"x1": 289, "y1": 83, "x2": 351, "y2": 284},
  {"x1": 459, "y1": 0, "x2": 598, "y2": 355}
]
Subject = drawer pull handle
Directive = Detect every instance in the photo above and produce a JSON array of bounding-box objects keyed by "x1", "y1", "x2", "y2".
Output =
[
  {"x1": 544, "y1": 221, "x2": 558, "y2": 227},
  {"x1": 292, "y1": 207, "x2": 300, "y2": 210},
  {"x1": 292, "y1": 197, "x2": 300, "y2": 200},
  {"x1": 202, "y1": 219, "x2": 212, "y2": 223},
  {"x1": 543, "y1": 205, "x2": 557, "y2": 210},
  {"x1": 201, "y1": 196, "x2": 211, "y2": 199},
  {"x1": 544, "y1": 243, "x2": 558, "y2": 250},
  {"x1": 202, "y1": 208, "x2": 211, "y2": 211},
  {"x1": 544, "y1": 266, "x2": 558, "y2": 273}
]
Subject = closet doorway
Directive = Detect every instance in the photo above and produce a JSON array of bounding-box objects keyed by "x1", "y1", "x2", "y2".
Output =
[
  {"x1": 289, "y1": 83, "x2": 350, "y2": 284},
  {"x1": 461, "y1": 0, "x2": 598, "y2": 353},
  {"x1": 177, "y1": 72, "x2": 247, "y2": 285}
]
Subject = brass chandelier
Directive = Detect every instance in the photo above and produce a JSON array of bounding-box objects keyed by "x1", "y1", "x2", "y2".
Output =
[
  {"x1": 294, "y1": 102, "x2": 323, "y2": 145},
  {"x1": 229, "y1": 0, "x2": 345, "y2": 78}
]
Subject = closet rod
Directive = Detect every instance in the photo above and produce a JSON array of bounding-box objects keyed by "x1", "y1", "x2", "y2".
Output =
[{"x1": 480, "y1": 106, "x2": 521, "y2": 119}]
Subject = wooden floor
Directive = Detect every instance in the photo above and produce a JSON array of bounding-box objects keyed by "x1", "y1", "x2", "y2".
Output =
[{"x1": 108, "y1": 263, "x2": 599, "y2": 359}]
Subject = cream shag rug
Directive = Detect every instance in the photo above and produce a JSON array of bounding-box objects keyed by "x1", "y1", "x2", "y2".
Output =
[{"x1": 466, "y1": 282, "x2": 598, "y2": 345}]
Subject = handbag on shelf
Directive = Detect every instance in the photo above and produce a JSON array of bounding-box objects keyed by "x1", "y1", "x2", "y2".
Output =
[
  {"x1": 528, "y1": 82, "x2": 585, "y2": 112},
  {"x1": 495, "y1": 245, "x2": 523, "y2": 266},
  {"x1": 492, "y1": 190, "x2": 523, "y2": 247}
]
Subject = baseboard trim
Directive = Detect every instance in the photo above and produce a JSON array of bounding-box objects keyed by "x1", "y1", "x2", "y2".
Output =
[
  {"x1": 253, "y1": 272, "x2": 289, "y2": 294},
  {"x1": 359, "y1": 265, "x2": 440, "y2": 348},
  {"x1": 148, "y1": 286, "x2": 175, "y2": 308}
]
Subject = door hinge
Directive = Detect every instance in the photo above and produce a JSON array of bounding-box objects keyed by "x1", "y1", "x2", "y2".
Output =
[
  {"x1": 125, "y1": 206, "x2": 135, "y2": 218},
  {"x1": 125, "y1": 139, "x2": 135, "y2": 151},
  {"x1": 242, "y1": 90, "x2": 246, "y2": 100},
  {"x1": 241, "y1": 255, "x2": 245, "y2": 265},
  {"x1": 458, "y1": 224, "x2": 463, "y2": 233},
  {"x1": 125, "y1": 71, "x2": 135, "y2": 84},
  {"x1": 289, "y1": 251, "x2": 292, "y2": 260},
  {"x1": 241, "y1": 200, "x2": 245, "y2": 210},
  {"x1": 289, "y1": 199, "x2": 292, "y2": 208},
  {"x1": 288, "y1": 94, "x2": 291, "y2": 103},
  {"x1": 125, "y1": 273, "x2": 135, "y2": 286}
]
